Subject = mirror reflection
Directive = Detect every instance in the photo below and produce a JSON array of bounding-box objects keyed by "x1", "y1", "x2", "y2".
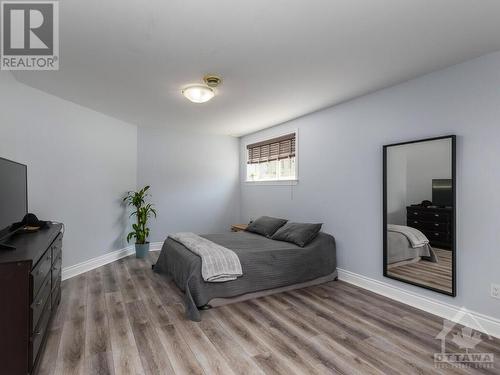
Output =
[{"x1": 384, "y1": 136, "x2": 455, "y2": 295}]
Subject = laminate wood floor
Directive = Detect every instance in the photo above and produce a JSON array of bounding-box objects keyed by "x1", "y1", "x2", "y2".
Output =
[
  {"x1": 388, "y1": 248, "x2": 453, "y2": 293},
  {"x1": 38, "y1": 251, "x2": 500, "y2": 375}
]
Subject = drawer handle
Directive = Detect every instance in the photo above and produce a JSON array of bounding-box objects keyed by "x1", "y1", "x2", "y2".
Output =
[
  {"x1": 435, "y1": 214, "x2": 439, "y2": 217},
  {"x1": 435, "y1": 233, "x2": 439, "y2": 236},
  {"x1": 435, "y1": 223, "x2": 439, "y2": 227},
  {"x1": 414, "y1": 221, "x2": 419, "y2": 224},
  {"x1": 34, "y1": 330, "x2": 42, "y2": 336},
  {"x1": 35, "y1": 299, "x2": 43, "y2": 306},
  {"x1": 413, "y1": 212, "x2": 418, "y2": 215}
]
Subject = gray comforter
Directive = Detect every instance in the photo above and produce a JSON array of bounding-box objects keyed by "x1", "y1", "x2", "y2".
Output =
[{"x1": 154, "y1": 231, "x2": 336, "y2": 321}]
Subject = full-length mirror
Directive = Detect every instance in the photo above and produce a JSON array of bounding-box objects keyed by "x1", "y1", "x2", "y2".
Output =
[{"x1": 383, "y1": 135, "x2": 456, "y2": 296}]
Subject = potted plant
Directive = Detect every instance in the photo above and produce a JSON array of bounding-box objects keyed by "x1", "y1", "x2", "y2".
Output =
[{"x1": 123, "y1": 185, "x2": 157, "y2": 258}]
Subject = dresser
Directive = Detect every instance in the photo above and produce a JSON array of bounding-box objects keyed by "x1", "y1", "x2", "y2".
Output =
[
  {"x1": 406, "y1": 206, "x2": 452, "y2": 249},
  {"x1": 0, "y1": 223, "x2": 63, "y2": 375}
]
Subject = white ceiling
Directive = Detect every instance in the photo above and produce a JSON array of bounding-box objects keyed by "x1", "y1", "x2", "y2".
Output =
[{"x1": 14, "y1": 0, "x2": 500, "y2": 136}]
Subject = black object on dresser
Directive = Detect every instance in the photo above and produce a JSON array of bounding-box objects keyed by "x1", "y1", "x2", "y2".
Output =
[
  {"x1": 0, "y1": 223, "x2": 63, "y2": 375},
  {"x1": 407, "y1": 206, "x2": 452, "y2": 249}
]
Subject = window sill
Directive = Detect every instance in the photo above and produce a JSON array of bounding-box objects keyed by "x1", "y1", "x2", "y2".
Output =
[{"x1": 244, "y1": 179, "x2": 298, "y2": 186}]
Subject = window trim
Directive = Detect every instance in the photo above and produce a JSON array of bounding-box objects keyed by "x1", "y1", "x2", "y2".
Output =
[
  {"x1": 244, "y1": 129, "x2": 299, "y2": 184},
  {"x1": 244, "y1": 179, "x2": 298, "y2": 186}
]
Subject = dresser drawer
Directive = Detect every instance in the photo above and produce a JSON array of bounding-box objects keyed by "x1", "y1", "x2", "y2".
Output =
[
  {"x1": 52, "y1": 252, "x2": 62, "y2": 288},
  {"x1": 407, "y1": 210, "x2": 450, "y2": 222},
  {"x1": 51, "y1": 234, "x2": 62, "y2": 263},
  {"x1": 31, "y1": 274, "x2": 51, "y2": 332},
  {"x1": 32, "y1": 250, "x2": 52, "y2": 298},
  {"x1": 423, "y1": 230, "x2": 450, "y2": 243},
  {"x1": 428, "y1": 211, "x2": 450, "y2": 222},
  {"x1": 407, "y1": 219, "x2": 449, "y2": 232},
  {"x1": 30, "y1": 299, "x2": 51, "y2": 369},
  {"x1": 52, "y1": 281, "x2": 61, "y2": 308}
]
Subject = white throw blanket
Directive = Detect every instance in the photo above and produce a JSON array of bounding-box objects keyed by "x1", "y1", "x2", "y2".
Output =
[
  {"x1": 387, "y1": 224, "x2": 429, "y2": 248},
  {"x1": 170, "y1": 232, "x2": 243, "y2": 282}
]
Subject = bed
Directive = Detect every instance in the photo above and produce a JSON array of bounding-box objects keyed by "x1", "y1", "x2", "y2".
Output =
[
  {"x1": 154, "y1": 230, "x2": 337, "y2": 321},
  {"x1": 387, "y1": 226, "x2": 438, "y2": 267}
]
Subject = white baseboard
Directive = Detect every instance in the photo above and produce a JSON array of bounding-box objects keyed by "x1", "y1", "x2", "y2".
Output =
[
  {"x1": 62, "y1": 241, "x2": 163, "y2": 281},
  {"x1": 149, "y1": 241, "x2": 164, "y2": 251},
  {"x1": 338, "y1": 268, "x2": 500, "y2": 339}
]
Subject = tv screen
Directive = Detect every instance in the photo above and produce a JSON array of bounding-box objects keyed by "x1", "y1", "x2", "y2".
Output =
[
  {"x1": 432, "y1": 179, "x2": 452, "y2": 207},
  {"x1": 0, "y1": 158, "x2": 27, "y2": 233}
]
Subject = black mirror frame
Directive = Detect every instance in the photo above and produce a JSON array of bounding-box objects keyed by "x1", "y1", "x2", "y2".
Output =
[{"x1": 383, "y1": 135, "x2": 456, "y2": 297}]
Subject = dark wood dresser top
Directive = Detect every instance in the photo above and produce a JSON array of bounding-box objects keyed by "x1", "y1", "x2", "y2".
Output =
[
  {"x1": 406, "y1": 205, "x2": 452, "y2": 212},
  {"x1": 0, "y1": 223, "x2": 63, "y2": 265}
]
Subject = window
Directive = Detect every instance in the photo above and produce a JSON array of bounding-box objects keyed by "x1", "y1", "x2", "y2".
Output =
[{"x1": 246, "y1": 133, "x2": 297, "y2": 182}]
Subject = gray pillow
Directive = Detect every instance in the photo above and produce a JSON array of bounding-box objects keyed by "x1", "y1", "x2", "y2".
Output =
[
  {"x1": 245, "y1": 216, "x2": 288, "y2": 238},
  {"x1": 271, "y1": 222, "x2": 323, "y2": 247}
]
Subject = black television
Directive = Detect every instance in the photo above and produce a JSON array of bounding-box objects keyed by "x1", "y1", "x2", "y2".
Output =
[
  {"x1": 432, "y1": 179, "x2": 452, "y2": 207},
  {"x1": 0, "y1": 157, "x2": 28, "y2": 238}
]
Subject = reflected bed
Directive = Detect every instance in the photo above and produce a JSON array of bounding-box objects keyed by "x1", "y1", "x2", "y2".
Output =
[{"x1": 387, "y1": 230, "x2": 438, "y2": 267}]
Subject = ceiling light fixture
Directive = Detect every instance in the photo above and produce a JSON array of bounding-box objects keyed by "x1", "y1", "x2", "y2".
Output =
[{"x1": 182, "y1": 75, "x2": 222, "y2": 103}]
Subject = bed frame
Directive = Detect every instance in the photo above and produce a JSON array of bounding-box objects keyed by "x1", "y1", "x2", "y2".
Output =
[{"x1": 200, "y1": 270, "x2": 338, "y2": 309}]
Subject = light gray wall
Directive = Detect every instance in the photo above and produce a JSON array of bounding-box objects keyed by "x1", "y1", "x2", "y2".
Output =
[
  {"x1": 240, "y1": 51, "x2": 500, "y2": 318},
  {"x1": 138, "y1": 127, "x2": 240, "y2": 242},
  {"x1": 0, "y1": 72, "x2": 138, "y2": 268}
]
